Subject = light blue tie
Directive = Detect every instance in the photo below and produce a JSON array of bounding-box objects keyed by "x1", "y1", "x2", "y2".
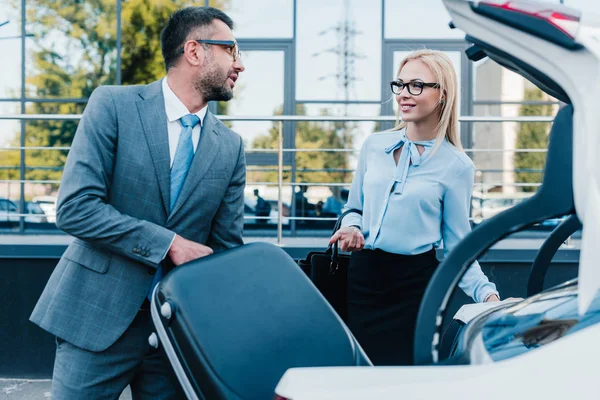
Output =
[
  {"x1": 170, "y1": 114, "x2": 201, "y2": 211},
  {"x1": 384, "y1": 132, "x2": 434, "y2": 195},
  {"x1": 148, "y1": 114, "x2": 200, "y2": 301}
]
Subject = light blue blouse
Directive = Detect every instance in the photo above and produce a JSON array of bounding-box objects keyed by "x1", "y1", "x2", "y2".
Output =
[{"x1": 342, "y1": 129, "x2": 498, "y2": 303}]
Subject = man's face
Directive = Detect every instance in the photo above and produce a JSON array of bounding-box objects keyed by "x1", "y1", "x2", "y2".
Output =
[{"x1": 194, "y1": 20, "x2": 245, "y2": 102}]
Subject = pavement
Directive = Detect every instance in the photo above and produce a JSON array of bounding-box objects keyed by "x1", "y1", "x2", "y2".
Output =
[{"x1": 0, "y1": 379, "x2": 131, "y2": 399}]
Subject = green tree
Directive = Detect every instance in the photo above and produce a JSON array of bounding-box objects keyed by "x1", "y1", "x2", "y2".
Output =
[
  {"x1": 514, "y1": 87, "x2": 554, "y2": 192},
  {"x1": 250, "y1": 105, "x2": 351, "y2": 185},
  {"x1": 4, "y1": 0, "x2": 229, "y2": 191}
]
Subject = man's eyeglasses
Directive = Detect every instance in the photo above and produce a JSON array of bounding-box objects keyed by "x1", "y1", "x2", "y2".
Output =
[
  {"x1": 179, "y1": 39, "x2": 242, "y2": 62},
  {"x1": 390, "y1": 79, "x2": 440, "y2": 96}
]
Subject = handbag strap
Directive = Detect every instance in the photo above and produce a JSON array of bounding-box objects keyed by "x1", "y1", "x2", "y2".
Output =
[{"x1": 328, "y1": 208, "x2": 363, "y2": 263}]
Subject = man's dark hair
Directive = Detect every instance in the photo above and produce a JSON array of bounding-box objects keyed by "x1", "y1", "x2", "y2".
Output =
[{"x1": 161, "y1": 6, "x2": 234, "y2": 71}]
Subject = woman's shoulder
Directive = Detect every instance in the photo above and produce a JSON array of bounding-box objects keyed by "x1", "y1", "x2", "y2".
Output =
[
  {"x1": 439, "y1": 140, "x2": 475, "y2": 172},
  {"x1": 369, "y1": 129, "x2": 404, "y2": 140},
  {"x1": 363, "y1": 129, "x2": 404, "y2": 147}
]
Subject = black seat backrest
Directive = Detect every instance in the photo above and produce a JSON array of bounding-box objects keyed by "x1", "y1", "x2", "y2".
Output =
[
  {"x1": 527, "y1": 214, "x2": 581, "y2": 297},
  {"x1": 159, "y1": 242, "x2": 371, "y2": 400},
  {"x1": 414, "y1": 105, "x2": 574, "y2": 365}
]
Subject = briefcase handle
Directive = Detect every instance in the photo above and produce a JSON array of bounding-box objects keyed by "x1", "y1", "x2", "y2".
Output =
[{"x1": 327, "y1": 208, "x2": 363, "y2": 267}]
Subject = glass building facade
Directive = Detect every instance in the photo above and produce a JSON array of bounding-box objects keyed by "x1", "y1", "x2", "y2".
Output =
[{"x1": 0, "y1": 0, "x2": 597, "y2": 235}]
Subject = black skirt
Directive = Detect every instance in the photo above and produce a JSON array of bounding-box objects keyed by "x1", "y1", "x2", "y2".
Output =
[{"x1": 347, "y1": 248, "x2": 439, "y2": 366}]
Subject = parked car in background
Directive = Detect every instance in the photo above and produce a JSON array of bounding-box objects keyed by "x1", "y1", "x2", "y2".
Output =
[
  {"x1": 266, "y1": 200, "x2": 290, "y2": 224},
  {"x1": 25, "y1": 201, "x2": 48, "y2": 223},
  {"x1": 244, "y1": 197, "x2": 290, "y2": 226},
  {"x1": 32, "y1": 195, "x2": 57, "y2": 223},
  {"x1": 0, "y1": 198, "x2": 48, "y2": 224},
  {"x1": 471, "y1": 191, "x2": 532, "y2": 223}
]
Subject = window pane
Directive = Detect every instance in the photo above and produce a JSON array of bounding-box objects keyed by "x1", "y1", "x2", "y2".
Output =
[
  {"x1": 294, "y1": 103, "x2": 379, "y2": 191},
  {"x1": 0, "y1": 105, "x2": 21, "y2": 216},
  {"x1": 0, "y1": 102, "x2": 22, "y2": 153},
  {"x1": 296, "y1": 0, "x2": 382, "y2": 101},
  {"x1": 22, "y1": 181, "x2": 58, "y2": 232},
  {"x1": 244, "y1": 179, "x2": 292, "y2": 232},
  {"x1": 224, "y1": 50, "x2": 285, "y2": 150},
  {"x1": 23, "y1": 117, "x2": 74, "y2": 188},
  {"x1": 0, "y1": 0, "x2": 22, "y2": 98},
  {"x1": 385, "y1": 0, "x2": 462, "y2": 39},
  {"x1": 25, "y1": 0, "x2": 117, "y2": 98},
  {"x1": 0, "y1": 145, "x2": 20, "y2": 232},
  {"x1": 288, "y1": 103, "x2": 378, "y2": 230},
  {"x1": 474, "y1": 60, "x2": 530, "y2": 102},
  {"x1": 301, "y1": 103, "x2": 379, "y2": 149},
  {"x1": 221, "y1": 0, "x2": 293, "y2": 38},
  {"x1": 470, "y1": 108, "x2": 556, "y2": 198}
]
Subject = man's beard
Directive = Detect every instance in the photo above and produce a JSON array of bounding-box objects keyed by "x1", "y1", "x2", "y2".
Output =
[{"x1": 194, "y1": 60, "x2": 233, "y2": 102}]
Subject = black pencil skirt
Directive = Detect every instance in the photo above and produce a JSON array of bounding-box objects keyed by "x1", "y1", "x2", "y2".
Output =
[{"x1": 346, "y1": 248, "x2": 439, "y2": 366}]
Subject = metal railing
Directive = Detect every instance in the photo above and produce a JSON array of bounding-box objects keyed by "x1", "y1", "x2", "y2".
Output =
[{"x1": 0, "y1": 114, "x2": 554, "y2": 241}]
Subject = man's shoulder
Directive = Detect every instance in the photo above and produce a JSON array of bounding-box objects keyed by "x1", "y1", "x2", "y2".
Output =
[
  {"x1": 209, "y1": 114, "x2": 243, "y2": 145},
  {"x1": 85, "y1": 82, "x2": 161, "y2": 116},
  {"x1": 91, "y1": 83, "x2": 153, "y2": 98}
]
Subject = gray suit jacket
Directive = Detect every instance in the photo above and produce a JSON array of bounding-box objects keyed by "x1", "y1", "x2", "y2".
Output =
[{"x1": 30, "y1": 80, "x2": 246, "y2": 352}]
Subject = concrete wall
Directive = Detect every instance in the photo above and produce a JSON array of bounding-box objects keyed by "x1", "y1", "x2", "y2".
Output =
[{"x1": 0, "y1": 245, "x2": 579, "y2": 378}]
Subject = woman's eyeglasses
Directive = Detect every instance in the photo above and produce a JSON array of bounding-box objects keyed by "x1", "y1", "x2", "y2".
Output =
[{"x1": 390, "y1": 79, "x2": 439, "y2": 96}]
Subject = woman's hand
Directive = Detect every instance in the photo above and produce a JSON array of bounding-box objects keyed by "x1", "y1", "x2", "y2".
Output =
[
  {"x1": 484, "y1": 294, "x2": 524, "y2": 303},
  {"x1": 484, "y1": 294, "x2": 500, "y2": 302},
  {"x1": 329, "y1": 226, "x2": 365, "y2": 252}
]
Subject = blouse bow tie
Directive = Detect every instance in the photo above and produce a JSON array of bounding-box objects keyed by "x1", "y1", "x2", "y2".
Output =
[{"x1": 384, "y1": 132, "x2": 435, "y2": 194}]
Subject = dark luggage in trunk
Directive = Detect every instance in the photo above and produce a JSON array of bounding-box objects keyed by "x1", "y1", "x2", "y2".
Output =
[{"x1": 150, "y1": 242, "x2": 371, "y2": 400}]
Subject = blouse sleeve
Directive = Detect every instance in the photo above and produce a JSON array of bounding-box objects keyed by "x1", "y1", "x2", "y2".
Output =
[
  {"x1": 341, "y1": 138, "x2": 368, "y2": 228},
  {"x1": 442, "y1": 164, "x2": 499, "y2": 303}
]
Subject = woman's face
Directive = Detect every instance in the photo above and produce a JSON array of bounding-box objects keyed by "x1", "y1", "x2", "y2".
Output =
[{"x1": 395, "y1": 59, "x2": 442, "y2": 124}]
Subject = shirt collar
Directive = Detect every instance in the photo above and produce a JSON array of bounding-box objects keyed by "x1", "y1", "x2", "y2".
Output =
[
  {"x1": 384, "y1": 129, "x2": 436, "y2": 154},
  {"x1": 384, "y1": 128, "x2": 437, "y2": 169},
  {"x1": 162, "y1": 77, "x2": 207, "y2": 126}
]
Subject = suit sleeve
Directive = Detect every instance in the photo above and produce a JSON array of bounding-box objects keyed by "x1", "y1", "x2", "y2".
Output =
[
  {"x1": 206, "y1": 135, "x2": 246, "y2": 252},
  {"x1": 55, "y1": 87, "x2": 175, "y2": 268}
]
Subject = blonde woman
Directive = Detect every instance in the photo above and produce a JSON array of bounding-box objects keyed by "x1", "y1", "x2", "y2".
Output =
[{"x1": 329, "y1": 50, "x2": 500, "y2": 365}]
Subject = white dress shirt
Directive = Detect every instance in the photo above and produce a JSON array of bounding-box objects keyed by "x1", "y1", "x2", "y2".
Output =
[
  {"x1": 161, "y1": 77, "x2": 209, "y2": 256},
  {"x1": 162, "y1": 77, "x2": 208, "y2": 166}
]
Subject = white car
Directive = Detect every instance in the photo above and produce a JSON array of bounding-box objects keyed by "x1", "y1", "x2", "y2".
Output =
[
  {"x1": 32, "y1": 195, "x2": 57, "y2": 223},
  {"x1": 274, "y1": 0, "x2": 600, "y2": 398},
  {"x1": 471, "y1": 191, "x2": 532, "y2": 223},
  {"x1": 450, "y1": 279, "x2": 599, "y2": 364},
  {"x1": 0, "y1": 198, "x2": 48, "y2": 224},
  {"x1": 244, "y1": 197, "x2": 290, "y2": 225}
]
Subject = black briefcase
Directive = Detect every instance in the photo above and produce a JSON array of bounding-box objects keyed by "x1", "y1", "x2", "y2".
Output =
[
  {"x1": 150, "y1": 242, "x2": 371, "y2": 400},
  {"x1": 298, "y1": 209, "x2": 362, "y2": 322}
]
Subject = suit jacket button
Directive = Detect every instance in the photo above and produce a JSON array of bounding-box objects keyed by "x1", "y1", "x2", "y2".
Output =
[
  {"x1": 148, "y1": 267, "x2": 156, "y2": 275},
  {"x1": 133, "y1": 248, "x2": 139, "y2": 254}
]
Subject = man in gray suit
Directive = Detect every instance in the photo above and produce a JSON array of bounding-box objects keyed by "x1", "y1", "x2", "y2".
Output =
[{"x1": 30, "y1": 6, "x2": 245, "y2": 399}]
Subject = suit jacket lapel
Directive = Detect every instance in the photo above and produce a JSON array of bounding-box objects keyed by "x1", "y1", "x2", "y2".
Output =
[
  {"x1": 136, "y1": 81, "x2": 171, "y2": 215},
  {"x1": 167, "y1": 111, "x2": 222, "y2": 222}
]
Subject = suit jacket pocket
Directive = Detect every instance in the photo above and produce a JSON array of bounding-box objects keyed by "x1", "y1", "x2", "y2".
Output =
[{"x1": 62, "y1": 240, "x2": 111, "y2": 274}]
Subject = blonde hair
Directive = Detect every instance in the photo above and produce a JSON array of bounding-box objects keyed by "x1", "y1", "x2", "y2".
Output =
[{"x1": 390, "y1": 49, "x2": 463, "y2": 151}]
